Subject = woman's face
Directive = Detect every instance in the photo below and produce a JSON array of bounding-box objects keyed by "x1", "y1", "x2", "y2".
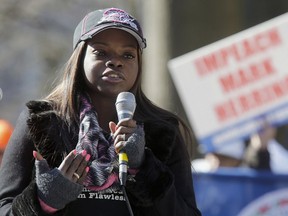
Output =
[{"x1": 83, "y1": 28, "x2": 139, "y2": 98}]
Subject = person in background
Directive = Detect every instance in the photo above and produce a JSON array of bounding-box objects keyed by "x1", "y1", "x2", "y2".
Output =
[
  {"x1": 193, "y1": 122, "x2": 288, "y2": 173},
  {"x1": 0, "y1": 8, "x2": 201, "y2": 216},
  {"x1": 192, "y1": 140, "x2": 245, "y2": 172},
  {"x1": 0, "y1": 119, "x2": 13, "y2": 165},
  {"x1": 245, "y1": 123, "x2": 288, "y2": 173}
]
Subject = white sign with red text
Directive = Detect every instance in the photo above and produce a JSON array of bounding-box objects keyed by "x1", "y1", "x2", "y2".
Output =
[
  {"x1": 237, "y1": 188, "x2": 288, "y2": 216},
  {"x1": 168, "y1": 13, "x2": 288, "y2": 152}
]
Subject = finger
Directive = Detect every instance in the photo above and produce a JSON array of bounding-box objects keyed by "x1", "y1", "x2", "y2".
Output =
[
  {"x1": 58, "y1": 150, "x2": 77, "y2": 173},
  {"x1": 113, "y1": 125, "x2": 135, "y2": 139},
  {"x1": 116, "y1": 119, "x2": 137, "y2": 129},
  {"x1": 115, "y1": 140, "x2": 127, "y2": 153},
  {"x1": 113, "y1": 119, "x2": 136, "y2": 138},
  {"x1": 33, "y1": 151, "x2": 44, "y2": 161},
  {"x1": 114, "y1": 134, "x2": 126, "y2": 143},
  {"x1": 66, "y1": 150, "x2": 88, "y2": 179},
  {"x1": 109, "y1": 121, "x2": 117, "y2": 134},
  {"x1": 74, "y1": 153, "x2": 91, "y2": 181},
  {"x1": 77, "y1": 166, "x2": 90, "y2": 184}
]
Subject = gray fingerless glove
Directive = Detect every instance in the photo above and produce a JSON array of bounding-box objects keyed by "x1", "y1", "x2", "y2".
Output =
[
  {"x1": 123, "y1": 124, "x2": 145, "y2": 168},
  {"x1": 35, "y1": 159, "x2": 83, "y2": 210}
]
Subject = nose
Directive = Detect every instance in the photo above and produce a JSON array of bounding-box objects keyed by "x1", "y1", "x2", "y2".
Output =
[{"x1": 105, "y1": 57, "x2": 123, "y2": 68}]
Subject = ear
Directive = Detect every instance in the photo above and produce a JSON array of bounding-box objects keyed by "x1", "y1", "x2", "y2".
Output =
[{"x1": 109, "y1": 121, "x2": 117, "y2": 134}]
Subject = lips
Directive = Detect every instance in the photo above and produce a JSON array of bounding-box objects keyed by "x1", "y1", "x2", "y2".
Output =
[
  {"x1": 102, "y1": 71, "x2": 124, "y2": 82},
  {"x1": 106, "y1": 74, "x2": 120, "y2": 79}
]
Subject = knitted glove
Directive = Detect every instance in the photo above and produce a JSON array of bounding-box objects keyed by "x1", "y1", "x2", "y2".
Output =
[
  {"x1": 123, "y1": 124, "x2": 145, "y2": 168},
  {"x1": 35, "y1": 159, "x2": 83, "y2": 210}
]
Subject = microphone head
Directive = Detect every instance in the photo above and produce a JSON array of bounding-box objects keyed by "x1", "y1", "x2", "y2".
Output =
[{"x1": 116, "y1": 92, "x2": 136, "y2": 121}]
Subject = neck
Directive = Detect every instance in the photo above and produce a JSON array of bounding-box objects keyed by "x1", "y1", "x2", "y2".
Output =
[{"x1": 89, "y1": 93, "x2": 118, "y2": 132}]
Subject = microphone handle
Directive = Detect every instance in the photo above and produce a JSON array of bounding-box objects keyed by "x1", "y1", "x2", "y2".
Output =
[
  {"x1": 118, "y1": 114, "x2": 132, "y2": 187},
  {"x1": 118, "y1": 116, "x2": 132, "y2": 186},
  {"x1": 119, "y1": 152, "x2": 128, "y2": 186}
]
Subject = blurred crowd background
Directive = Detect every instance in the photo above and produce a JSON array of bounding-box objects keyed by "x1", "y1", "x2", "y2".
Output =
[{"x1": 1, "y1": 0, "x2": 288, "y2": 159}]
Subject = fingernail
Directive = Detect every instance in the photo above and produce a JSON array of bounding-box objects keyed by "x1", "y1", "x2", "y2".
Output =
[
  {"x1": 115, "y1": 143, "x2": 122, "y2": 149},
  {"x1": 73, "y1": 150, "x2": 77, "y2": 155},
  {"x1": 82, "y1": 150, "x2": 87, "y2": 156},
  {"x1": 86, "y1": 166, "x2": 90, "y2": 173},
  {"x1": 32, "y1": 151, "x2": 37, "y2": 159},
  {"x1": 85, "y1": 154, "x2": 91, "y2": 162}
]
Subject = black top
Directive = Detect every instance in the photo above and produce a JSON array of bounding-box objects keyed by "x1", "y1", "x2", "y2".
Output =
[
  {"x1": 0, "y1": 101, "x2": 202, "y2": 216},
  {"x1": 67, "y1": 188, "x2": 129, "y2": 216}
]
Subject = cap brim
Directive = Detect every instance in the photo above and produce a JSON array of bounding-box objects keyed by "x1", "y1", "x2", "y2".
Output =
[{"x1": 80, "y1": 23, "x2": 146, "y2": 49}]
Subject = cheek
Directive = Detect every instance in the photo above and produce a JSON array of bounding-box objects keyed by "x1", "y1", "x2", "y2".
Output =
[
  {"x1": 83, "y1": 56, "x2": 92, "y2": 77},
  {"x1": 129, "y1": 65, "x2": 139, "y2": 85},
  {"x1": 83, "y1": 56, "x2": 101, "y2": 82}
]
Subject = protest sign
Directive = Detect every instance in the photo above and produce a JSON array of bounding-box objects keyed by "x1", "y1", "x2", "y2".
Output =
[
  {"x1": 238, "y1": 188, "x2": 288, "y2": 216},
  {"x1": 168, "y1": 13, "x2": 288, "y2": 152}
]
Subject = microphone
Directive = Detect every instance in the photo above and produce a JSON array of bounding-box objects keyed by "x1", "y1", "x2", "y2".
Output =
[{"x1": 115, "y1": 92, "x2": 136, "y2": 186}]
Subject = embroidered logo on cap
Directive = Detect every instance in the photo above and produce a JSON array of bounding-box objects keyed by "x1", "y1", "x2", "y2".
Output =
[{"x1": 99, "y1": 8, "x2": 138, "y2": 31}]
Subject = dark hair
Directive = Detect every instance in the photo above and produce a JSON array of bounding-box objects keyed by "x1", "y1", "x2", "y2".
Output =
[
  {"x1": 46, "y1": 41, "x2": 196, "y2": 159},
  {"x1": 45, "y1": 41, "x2": 87, "y2": 123}
]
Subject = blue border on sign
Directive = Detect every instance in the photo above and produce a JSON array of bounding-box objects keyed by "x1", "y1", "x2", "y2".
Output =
[{"x1": 199, "y1": 101, "x2": 288, "y2": 153}]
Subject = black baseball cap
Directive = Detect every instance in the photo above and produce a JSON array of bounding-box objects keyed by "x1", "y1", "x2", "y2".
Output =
[{"x1": 73, "y1": 8, "x2": 147, "y2": 50}]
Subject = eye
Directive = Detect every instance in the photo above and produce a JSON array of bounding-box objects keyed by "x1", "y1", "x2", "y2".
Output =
[
  {"x1": 93, "y1": 49, "x2": 106, "y2": 57},
  {"x1": 123, "y1": 52, "x2": 135, "y2": 59}
]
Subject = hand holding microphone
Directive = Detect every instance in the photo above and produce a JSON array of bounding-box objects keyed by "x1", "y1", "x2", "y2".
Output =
[{"x1": 109, "y1": 92, "x2": 145, "y2": 186}]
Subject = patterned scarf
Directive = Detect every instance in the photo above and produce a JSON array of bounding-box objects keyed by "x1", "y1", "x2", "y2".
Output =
[{"x1": 75, "y1": 94, "x2": 118, "y2": 191}]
